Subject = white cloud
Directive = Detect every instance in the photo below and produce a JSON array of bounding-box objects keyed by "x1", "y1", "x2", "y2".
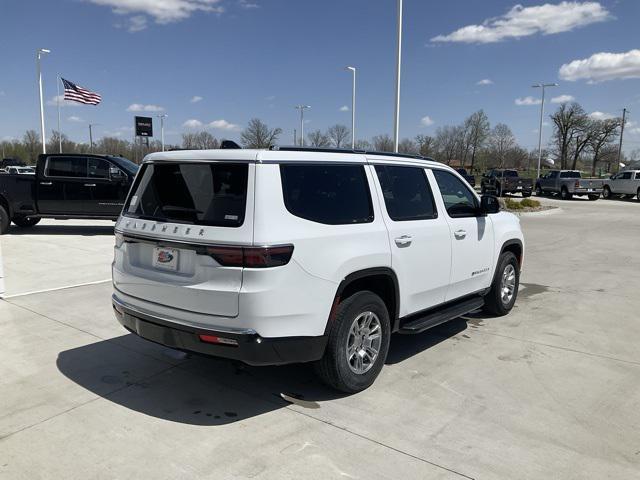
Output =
[
  {"x1": 208, "y1": 119, "x2": 241, "y2": 131},
  {"x1": 431, "y1": 1, "x2": 610, "y2": 44},
  {"x1": 183, "y1": 119, "x2": 204, "y2": 128},
  {"x1": 550, "y1": 94, "x2": 575, "y2": 103},
  {"x1": 339, "y1": 105, "x2": 349, "y2": 112},
  {"x1": 125, "y1": 15, "x2": 147, "y2": 32},
  {"x1": 559, "y1": 49, "x2": 640, "y2": 83},
  {"x1": 515, "y1": 96, "x2": 541, "y2": 106},
  {"x1": 239, "y1": 0, "x2": 259, "y2": 9},
  {"x1": 88, "y1": 0, "x2": 224, "y2": 25},
  {"x1": 46, "y1": 95, "x2": 82, "y2": 107},
  {"x1": 190, "y1": 95, "x2": 203, "y2": 103},
  {"x1": 420, "y1": 116, "x2": 434, "y2": 126},
  {"x1": 476, "y1": 79, "x2": 493, "y2": 85},
  {"x1": 127, "y1": 103, "x2": 164, "y2": 112},
  {"x1": 68, "y1": 116, "x2": 83, "y2": 122},
  {"x1": 588, "y1": 111, "x2": 614, "y2": 120}
]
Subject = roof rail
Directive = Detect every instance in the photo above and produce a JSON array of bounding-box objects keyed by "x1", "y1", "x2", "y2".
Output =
[{"x1": 269, "y1": 145, "x2": 433, "y2": 162}]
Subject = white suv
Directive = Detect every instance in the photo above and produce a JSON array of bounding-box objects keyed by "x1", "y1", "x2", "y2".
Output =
[{"x1": 112, "y1": 147, "x2": 524, "y2": 392}]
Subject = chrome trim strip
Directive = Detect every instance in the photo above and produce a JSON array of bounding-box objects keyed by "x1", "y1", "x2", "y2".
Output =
[{"x1": 112, "y1": 293, "x2": 257, "y2": 336}]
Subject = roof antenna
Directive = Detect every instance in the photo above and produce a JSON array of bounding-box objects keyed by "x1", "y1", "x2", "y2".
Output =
[{"x1": 220, "y1": 140, "x2": 242, "y2": 149}]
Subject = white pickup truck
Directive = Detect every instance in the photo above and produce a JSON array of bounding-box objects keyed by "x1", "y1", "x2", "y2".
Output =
[{"x1": 602, "y1": 170, "x2": 640, "y2": 201}]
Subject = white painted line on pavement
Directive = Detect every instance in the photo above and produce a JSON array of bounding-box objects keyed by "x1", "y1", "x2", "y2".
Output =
[{"x1": 1, "y1": 279, "x2": 112, "y2": 299}]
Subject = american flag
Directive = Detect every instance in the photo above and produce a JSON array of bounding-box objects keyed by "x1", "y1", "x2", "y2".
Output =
[{"x1": 61, "y1": 78, "x2": 102, "y2": 105}]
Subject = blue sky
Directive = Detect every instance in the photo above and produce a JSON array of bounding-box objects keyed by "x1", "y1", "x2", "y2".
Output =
[{"x1": 1, "y1": 0, "x2": 639, "y2": 152}]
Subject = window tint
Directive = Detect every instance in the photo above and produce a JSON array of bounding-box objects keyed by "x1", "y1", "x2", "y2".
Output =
[
  {"x1": 503, "y1": 170, "x2": 518, "y2": 177},
  {"x1": 635, "y1": 172, "x2": 640, "y2": 180},
  {"x1": 88, "y1": 158, "x2": 110, "y2": 179},
  {"x1": 620, "y1": 172, "x2": 632, "y2": 179},
  {"x1": 433, "y1": 169, "x2": 479, "y2": 217},
  {"x1": 375, "y1": 166, "x2": 436, "y2": 221},
  {"x1": 125, "y1": 162, "x2": 248, "y2": 227},
  {"x1": 548, "y1": 171, "x2": 559, "y2": 179},
  {"x1": 280, "y1": 164, "x2": 373, "y2": 225},
  {"x1": 47, "y1": 157, "x2": 87, "y2": 177}
]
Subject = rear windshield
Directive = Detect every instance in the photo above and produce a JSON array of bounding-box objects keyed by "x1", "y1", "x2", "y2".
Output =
[
  {"x1": 503, "y1": 170, "x2": 518, "y2": 177},
  {"x1": 124, "y1": 162, "x2": 248, "y2": 227},
  {"x1": 560, "y1": 171, "x2": 581, "y2": 178}
]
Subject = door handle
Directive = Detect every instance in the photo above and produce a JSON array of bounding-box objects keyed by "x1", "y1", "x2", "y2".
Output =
[
  {"x1": 454, "y1": 229, "x2": 467, "y2": 239},
  {"x1": 84, "y1": 183, "x2": 97, "y2": 187},
  {"x1": 394, "y1": 235, "x2": 413, "y2": 247},
  {"x1": 40, "y1": 181, "x2": 52, "y2": 185}
]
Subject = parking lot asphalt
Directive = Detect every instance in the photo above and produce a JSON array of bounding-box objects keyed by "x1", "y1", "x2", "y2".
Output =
[{"x1": 1, "y1": 197, "x2": 639, "y2": 479}]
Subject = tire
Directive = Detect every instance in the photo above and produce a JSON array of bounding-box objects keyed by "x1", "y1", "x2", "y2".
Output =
[
  {"x1": 602, "y1": 186, "x2": 612, "y2": 199},
  {"x1": 560, "y1": 187, "x2": 572, "y2": 200},
  {"x1": 637, "y1": 188, "x2": 640, "y2": 202},
  {"x1": 0, "y1": 205, "x2": 9, "y2": 235},
  {"x1": 588, "y1": 194, "x2": 599, "y2": 201},
  {"x1": 483, "y1": 252, "x2": 519, "y2": 317},
  {"x1": 12, "y1": 216, "x2": 41, "y2": 228},
  {"x1": 315, "y1": 291, "x2": 391, "y2": 393},
  {"x1": 535, "y1": 184, "x2": 543, "y2": 196}
]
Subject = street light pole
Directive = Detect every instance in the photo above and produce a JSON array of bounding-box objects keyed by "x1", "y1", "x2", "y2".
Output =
[
  {"x1": 295, "y1": 105, "x2": 310, "y2": 146},
  {"x1": 393, "y1": 0, "x2": 403, "y2": 153},
  {"x1": 346, "y1": 66, "x2": 356, "y2": 148},
  {"x1": 157, "y1": 114, "x2": 168, "y2": 151},
  {"x1": 532, "y1": 82, "x2": 558, "y2": 179},
  {"x1": 89, "y1": 124, "x2": 100, "y2": 152},
  {"x1": 616, "y1": 108, "x2": 627, "y2": 173},
  {"x1": 36, "y1": 48, "x2": 51, "y2": 154}
]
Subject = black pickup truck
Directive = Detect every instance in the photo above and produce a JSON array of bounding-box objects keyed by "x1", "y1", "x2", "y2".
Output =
[
  {"x1": 480, "y1": 169, "x2": 533, "y2": 197},
  {"x1": 0, "y1": 154, "x2": 138, "y2": 234}
]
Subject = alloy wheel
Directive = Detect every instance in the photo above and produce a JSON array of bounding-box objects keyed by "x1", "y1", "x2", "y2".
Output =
[{"x1": 346, "y1": 311, "x2": 382, "y2": 375}]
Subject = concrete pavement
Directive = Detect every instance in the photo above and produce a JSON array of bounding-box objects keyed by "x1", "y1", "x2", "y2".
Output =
[{"x1": 0, "y1": 197, "x2": 639, "y2": 479}]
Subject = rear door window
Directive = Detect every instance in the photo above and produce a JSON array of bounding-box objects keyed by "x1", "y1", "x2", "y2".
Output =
[
  {"x1": 88, "y1": 158, "x2": 111, "y2": 179},
  {"x1": 46, "y1": 157, "x2": 87, "y2": 177},
  {"x1": 280, "y1": 164, "x2": 373, "y2": 225},
  {"x1": 124, "y1": 162, "x2": 248, "y2": 227},
  {"x1": 374, "y1": 165, "x2": 437, "y2": 221}
]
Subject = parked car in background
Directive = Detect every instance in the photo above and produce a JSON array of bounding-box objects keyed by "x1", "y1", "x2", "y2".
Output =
[
  {"x1": 0, "y1": 153, "x2": 138, "y2": 234},
  {"x1": 535, "y1": 170, "x2": 602, "y2": 200},
  {"x1": 480, "y1": 169, "x2": 532, "y2": 197},
  {"x1": 5, "y1": 166, "x2": 35, "y2": 175},
  {"x1": 455, "y1": 168, "x2": 475, "y2": 187},
  {"x1": 602, "y1": 170, "x2": 640, "y2": 201},
  {"x1": 112, "y1": 146, "x2": 524, "y2": 393}
]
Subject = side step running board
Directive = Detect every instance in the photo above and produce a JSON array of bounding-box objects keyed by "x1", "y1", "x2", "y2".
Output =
[{"x1": 399, "y1": 297, "x2": 485, "y2": 334}]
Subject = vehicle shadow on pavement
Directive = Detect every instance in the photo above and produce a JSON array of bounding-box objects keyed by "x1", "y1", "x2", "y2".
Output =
[
  {"x1": 385, "y1": 318, "x2": 467, "y2": 365},
  {"x1": 56, "y1": 334, "x2": 346, "y2": 426},
  {"x1": 57, "y1": 321, "x2": 469, "y2": 426},
  {"x1": 6, "y1": 225, "x2": 114, "y2": 236}
]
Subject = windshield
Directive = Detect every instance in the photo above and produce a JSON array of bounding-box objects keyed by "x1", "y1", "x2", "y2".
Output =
[
  {"x1": 503, "y1": 170, "x2": 518, "y2": 177},
  {"x1": 109, "y1": 156, "x2": 139, "y2": 176},
  {"x1": 124, "y1": 162, "x2": 249, "y2": 227},
  {"x1": 560, "y1": 171, "x2": 581, "y2": 178}
]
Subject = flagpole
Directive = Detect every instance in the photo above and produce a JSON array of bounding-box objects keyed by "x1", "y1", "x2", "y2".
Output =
[{"x1": 57, "y1": 75, "x2": 62, "y2": 153}]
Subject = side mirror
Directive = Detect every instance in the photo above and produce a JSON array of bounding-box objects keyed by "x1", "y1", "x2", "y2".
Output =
[{"x1": 480, "y1": 195, "x2": 500, "y2": 215}]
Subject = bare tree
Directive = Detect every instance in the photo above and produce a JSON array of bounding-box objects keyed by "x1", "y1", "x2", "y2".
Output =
[
  {"x1": 588, "y1": 118, "x2": 621, "y2": 175},
  {"x1": 434, "y1": 125, "x2": 461, "y2": 165},
  {"x1": 182, "y1": 131, "x2": 219, "y2": 149},
  {"x1": 550, "y1": 102, "x2": 587, "y2": 169},
  {"x1": 327, "y1": 124, "x2": 350, "y2": 148},
  {"x1": 240, "y1": 118, "x2": 282, "y2": 148},
  {"x1": 415, "y1": 134, "x2": 435, "y2": 157},
  {"x1": 307, "y1": 130, "x2": 331, "y2": 147},
  {"x1": 488, "y1": 123, "x2": 515, "y2": 168},
  {"x1": 398, "y1": 138, "x2": 419, "y2": 155},
  {"x1": 372, "y1": 134, "x2": 394, "y2": 152},
  {"x1": 465, "y1": 110, "x2": 490, "y2": 172},
  {"x1": 355, "y1": 139, "x2": 371, "y2": 150},
  {"x1": 23, "y1": 130, "x2": 40, "y2": 163}
]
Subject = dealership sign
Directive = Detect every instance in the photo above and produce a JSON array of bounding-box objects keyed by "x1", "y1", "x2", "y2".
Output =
[{"x1": 135, "y1": 116, "x2": 153, "y2": 137}]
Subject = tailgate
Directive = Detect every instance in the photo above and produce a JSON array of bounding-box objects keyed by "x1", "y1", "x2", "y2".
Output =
[
  {"x1": 578, "y1": 179, "x2": 603, "y2": 190},
  {"x1": 113, "y1": 161, "x2": 254, "y2": 318}
]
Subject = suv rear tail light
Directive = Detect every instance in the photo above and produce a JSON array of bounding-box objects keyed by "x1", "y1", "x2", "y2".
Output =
[
  {"x1": 204, "y1": 245, "x2": 294, "y2": 268},
  {"x1": 575, "y1": 180, "x2": 580, "y2": 188}
]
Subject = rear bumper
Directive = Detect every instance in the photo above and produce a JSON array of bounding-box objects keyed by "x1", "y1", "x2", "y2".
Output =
[
  {"x1": 573, "y1": 188, "x2": 602, "y2": 195},
  {"x1": 112, "y1": 294, "x2": 327, "y2": 366}
]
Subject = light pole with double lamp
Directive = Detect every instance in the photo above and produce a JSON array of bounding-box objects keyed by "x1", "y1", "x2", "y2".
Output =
[{"x1": 532, "y1": 82, "x2": 558, "y2": 179}]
